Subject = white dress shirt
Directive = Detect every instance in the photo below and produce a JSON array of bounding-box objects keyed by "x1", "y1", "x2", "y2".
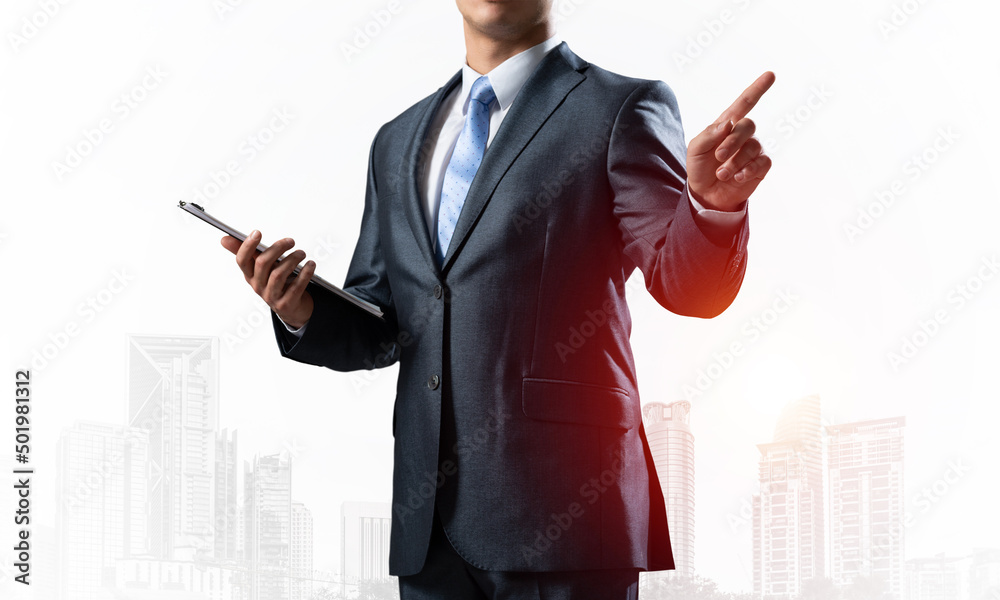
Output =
[{"x1": 283, "y1": 35, "x2": 747, "y2": 336}]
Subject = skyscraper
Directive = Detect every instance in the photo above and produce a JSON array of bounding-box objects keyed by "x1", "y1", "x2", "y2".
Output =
[
  {"x1": 753, "y1": 394, "x2": 825, "y2": 599},
  {"x1": 215, "y1": 428, "x2": 239, "y2": 562},
  {"x1": 127, "y1": 335, "x2": 220, "y2": 560},
  {"x1": 642, "y1": 401, "x2": 696, "y2": 577},
  {"x1": 291, "y1": 502, "x2": 315, "y2": 600},
  {"x1": 827, "y1": 417, "x2": 906, "y2": 599},
  {"x1": 244, "y1": 452, "x2": 293, "y2": 600},
  {"x1": 56, "y1": 422, "x2": 149, "y2": 600},
  {"x1": 341, "y1": 500, "x2": 392, "y2": 594}
]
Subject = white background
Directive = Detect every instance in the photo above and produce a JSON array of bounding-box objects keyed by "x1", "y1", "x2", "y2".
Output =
[{"x1": 1, "y1": 0, "x2": 998, "y2": 594}]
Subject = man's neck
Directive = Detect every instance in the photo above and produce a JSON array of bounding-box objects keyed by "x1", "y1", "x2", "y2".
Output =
[{"x1": 462, "y1": 22, "x2": 554, "y2": 74}]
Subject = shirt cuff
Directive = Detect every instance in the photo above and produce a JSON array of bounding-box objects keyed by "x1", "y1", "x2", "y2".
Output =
[
  {"x1": 687, "y1": 186, "x2": 747, "y2": 227},
  {"x1": 278, "y1": 315, "x2": 308, "y2": 338}
]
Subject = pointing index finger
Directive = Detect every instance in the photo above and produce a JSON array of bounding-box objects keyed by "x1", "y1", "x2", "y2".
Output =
[{"x1": 716, "y1": 71, "x2": 775, "y2": 125}]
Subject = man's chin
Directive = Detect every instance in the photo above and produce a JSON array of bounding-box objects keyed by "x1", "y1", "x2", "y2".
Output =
[
  {"x1": 470, "y1": 16, "x2": 542, "y2": 41},
  {"x1": 464, "y1": 2, "x2": 546, "y2": 35}
]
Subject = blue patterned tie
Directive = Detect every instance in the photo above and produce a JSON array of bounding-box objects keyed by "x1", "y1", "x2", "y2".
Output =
[{"x1": 436, "y1": 75, "x2": 496, "y2": 265}]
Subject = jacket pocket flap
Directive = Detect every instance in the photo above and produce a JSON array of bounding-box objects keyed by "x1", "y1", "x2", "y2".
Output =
[{"x1": 521, "y1": 378, "x2": 636, "y2": 430}]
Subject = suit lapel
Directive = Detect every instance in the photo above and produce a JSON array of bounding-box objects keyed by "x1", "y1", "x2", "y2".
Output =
[
  {"x1": 401, "y1": 69, "x2": 462, "y2": 274},
  {"x1": 440, "y1": 42, "x2": 588, "y2": 272},
  {"x1": 400, "y1": 43, "x2": 589, "y2": 274}
]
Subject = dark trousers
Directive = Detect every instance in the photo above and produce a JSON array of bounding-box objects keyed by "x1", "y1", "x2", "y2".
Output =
[{"x1": 398, "y1": 507, "x2": 641, "y2": 600}]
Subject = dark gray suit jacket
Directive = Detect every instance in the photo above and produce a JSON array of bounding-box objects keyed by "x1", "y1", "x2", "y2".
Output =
[{"x1": 271, "y1": 42, "x2": 749, "y2": 577}]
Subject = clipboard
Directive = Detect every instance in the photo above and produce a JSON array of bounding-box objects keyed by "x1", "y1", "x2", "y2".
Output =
[{"x1": 178, "y1": 200, "x2": 384, "y2": 320}]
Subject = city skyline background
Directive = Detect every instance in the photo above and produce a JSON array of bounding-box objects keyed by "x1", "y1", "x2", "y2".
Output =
[
  {"x1": 2, "y1": 0, "x2": 998, "y2": 597},
  {"x1": 10, "y1": 331, "x2": 994, "y2": 598},
  {"x1": 24, "y1": 341, "x2": 995, "y2": 599}
]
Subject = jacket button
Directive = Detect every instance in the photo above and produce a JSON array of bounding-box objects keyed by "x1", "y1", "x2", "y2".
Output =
[
  {"x1": 433, "y1": 284, "x2": 443, "y2": 299},
  {"x1": 427, "y1": 375, "x2": 440, "y2": 390}
]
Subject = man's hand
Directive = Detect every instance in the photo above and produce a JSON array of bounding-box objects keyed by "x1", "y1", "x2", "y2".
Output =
[
  {"x1": 221, "y1": 231, "x2": 315, "y2": 329},
  {"x1": 686, "y1": 71, "x2": 776, "y2": 212}
]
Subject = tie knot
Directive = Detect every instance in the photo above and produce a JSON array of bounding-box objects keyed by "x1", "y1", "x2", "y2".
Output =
[{"x1": 470, "y1": 75, "x2": 496, "y2": 107}]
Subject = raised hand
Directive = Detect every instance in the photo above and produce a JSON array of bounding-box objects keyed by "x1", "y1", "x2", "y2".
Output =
[
  {"x1": 686, "y1": 71, "x2": 775, "y2": 212},
  {"x1": 221, "y1": 231, "x2": 315, "y2": 328}
]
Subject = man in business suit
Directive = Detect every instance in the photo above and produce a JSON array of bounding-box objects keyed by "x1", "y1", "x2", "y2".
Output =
[{"x1": 221, "y1": 1, "x2": 773, "y2": 598}]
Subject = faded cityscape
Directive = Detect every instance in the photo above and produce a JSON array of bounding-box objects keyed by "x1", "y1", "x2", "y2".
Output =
[
  {"x1": 53, "y1": 334, "x2": 386, "y2": 600},
  {"x1": 49, "y1": 335, "x2": 999, "y2": 599},
  {"x1": 637, "y1": 395, "x2": 999, "y2": 600}
]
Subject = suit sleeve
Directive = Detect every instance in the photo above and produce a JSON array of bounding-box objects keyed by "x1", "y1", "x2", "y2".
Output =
[
  {"x1": 608, "y1": 79, "x2": 750, "y2": 318},
  {"x1": 269, "y1": 127, "x2": 401, "y2": 371}
]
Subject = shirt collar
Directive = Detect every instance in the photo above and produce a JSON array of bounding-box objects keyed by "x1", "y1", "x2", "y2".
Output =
[{"x1": 459, "y1": 34, "x2": 563, "y2": 113}]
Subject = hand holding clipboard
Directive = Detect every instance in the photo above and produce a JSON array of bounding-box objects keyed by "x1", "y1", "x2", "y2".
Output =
[{"x1": 179, "y1": 201, "x2": 383, "y2": 323}]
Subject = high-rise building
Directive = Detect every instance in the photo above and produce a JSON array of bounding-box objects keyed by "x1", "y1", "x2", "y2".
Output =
[
  {"x1": 642, "y1": 401, "x2": 696, "y2": 577},
  {"x1": 215, "y1": 428, "x2": 239, "y2": 562},
  {"x1": 341, "y1": 501, "x2": 392, "y2": 595},
  {"x1": 827, "y1": 417, "x2": 906, "y2": 599},
  {"x1": 905, "y1": 554, "x2": 968, "y2": 600},
  {"x1": 56, "y1": 422, "x2": 149, "y2": 600},
  {"x1": 291, "y1": 502, "x2": 315, "y2": 600},
  {"x1": 244, "y1": 452, "x2": 293, "y2": 600},
  {"x1": 969, "y1": 548, "x2": 1000, "y2": 600},
  {"x1": 238, "y1": 503, "x2": 246, "y2": 561},
  {"x1": 753, "y1": 394, "x2": 825, "y2": 599},
  {"x1": 127, "y1": 335, "x2": 220, "y2": 560}
]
